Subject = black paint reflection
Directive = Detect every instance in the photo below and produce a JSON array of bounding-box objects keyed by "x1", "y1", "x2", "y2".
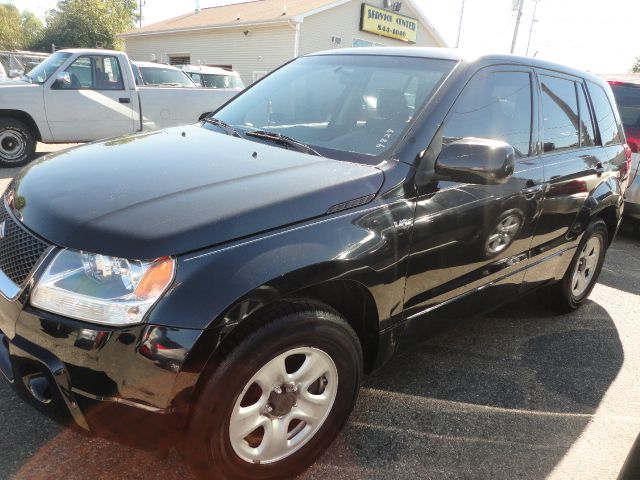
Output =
[
  {"x1": 404, "y1": 163, "x2": 545, "y2": 317},
  {"x1": 139, "y1": 326, "x2": 189, "y2": 373}
]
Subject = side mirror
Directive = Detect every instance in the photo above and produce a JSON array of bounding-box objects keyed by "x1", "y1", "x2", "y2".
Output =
[
  {"x1": 435, "y1": 138, "x2": 515, "y2": 185},
  {"x1": 53, "y1": 71, "x2": 71, "y2": 88}
]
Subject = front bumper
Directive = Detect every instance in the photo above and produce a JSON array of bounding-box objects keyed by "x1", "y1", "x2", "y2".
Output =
[{"x1": 0, "y1": 296, "x2": 204, "y2": 450}]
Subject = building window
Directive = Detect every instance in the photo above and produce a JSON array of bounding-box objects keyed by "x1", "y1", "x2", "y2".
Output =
[
  {"x1": 253, "y1": 71, "x2": 267, "y2": 83},
  {"x1": 352, "y1": 38, "x2": 385, "y2": 48},
  {"x1": 168, "y1": 55, "x2": 191, "y2": 66}
]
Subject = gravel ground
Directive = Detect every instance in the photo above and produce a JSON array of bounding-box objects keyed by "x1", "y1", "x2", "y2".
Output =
[{"x1": 0, "y1": 152, "x2": 639, "y2": 479}]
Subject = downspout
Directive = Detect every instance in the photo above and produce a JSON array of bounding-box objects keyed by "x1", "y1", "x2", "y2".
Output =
[{"x1": 288, "y1": 18, "x2": 302, "y2": 58}]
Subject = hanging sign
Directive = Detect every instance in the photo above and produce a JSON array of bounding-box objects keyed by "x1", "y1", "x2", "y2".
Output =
[{"x1": 360, "y1": 3, "x2": 418, "y2": 43}]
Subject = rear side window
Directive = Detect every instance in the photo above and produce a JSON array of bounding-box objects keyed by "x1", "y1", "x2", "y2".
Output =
[
  {"x1": 443, "y1": 70, "x2": 533, "y2": 158},
  {"x1": 540, "y1": 75, "x2": 579, "y2": 152},
  {"x1": 588, "y1": 82, "x2": 623, "y2": 146},
  {"x1": 610, "y1": 84, "x2": 640, "y2": 130},
  {"x1": 577, "y1": 83, "x2": 596, "y2": 147}
]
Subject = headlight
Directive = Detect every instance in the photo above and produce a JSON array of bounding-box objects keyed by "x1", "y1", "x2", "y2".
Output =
[{"x1": 31, "y1": 249, "x2": 175, "y2": 326}]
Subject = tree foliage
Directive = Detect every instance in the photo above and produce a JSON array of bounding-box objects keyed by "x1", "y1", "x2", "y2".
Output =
[
  {"x1": 39, "y1": 0, "x2": 139, "y2": 51},
  {"x1": 0, "y1": 5, "x2": 23, "y2": 51},
  {"x1": 21, "y1": 11, "x2": 45, "y2": 51},
  {"x1": 0, "y1": 5, "x2": 44, "y2": 51},
  {"x1": 0, "y1": 0, "x2": 136, "y2": 52},
  {"x1": 633, "y1": 57, "x2": 640, "y2": 74}
]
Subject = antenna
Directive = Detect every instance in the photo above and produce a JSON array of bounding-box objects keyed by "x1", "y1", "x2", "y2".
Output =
[{"x1": 455, "y1": 0, "x2": 466, "y2": 48}]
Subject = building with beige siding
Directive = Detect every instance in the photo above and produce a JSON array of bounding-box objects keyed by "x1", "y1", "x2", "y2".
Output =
[{"x1": 120, "y1": 0, "x2": 447, "y2": 86}]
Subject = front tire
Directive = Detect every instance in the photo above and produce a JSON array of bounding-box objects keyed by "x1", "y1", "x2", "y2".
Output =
[
  {"x1": 0, "y1": 118, "x2": 36, "y2": 168},
  {"x1": 538, "y1": 219, "x2": 608, "y2": 313},
  {"x1": 182, "y1": 300, "x2": 363, "y2": 480}
]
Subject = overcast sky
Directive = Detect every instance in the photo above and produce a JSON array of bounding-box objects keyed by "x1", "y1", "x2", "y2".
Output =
[{"x1": 2, "y1": 0, "x2": 639, "y2": 73}]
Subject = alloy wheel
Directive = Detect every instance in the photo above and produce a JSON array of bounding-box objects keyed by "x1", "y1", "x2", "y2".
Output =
[
  {"x1": 228, "y1": 346, "x2": 338, "y2": 464},
  {"x1": 570, "y1": 236, "x2": 602, "y2": 298}
]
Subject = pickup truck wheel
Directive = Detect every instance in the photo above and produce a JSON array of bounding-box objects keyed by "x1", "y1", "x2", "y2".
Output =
[
  {"x1": 182, "y1": 301, "x2": 362, "y2": 480},
  {"x1": 537, "y1": 219, "x2": 608, "y2": 313},
  {"x1": 0, "y1": 118, "x2": 36, "y2": 167}
]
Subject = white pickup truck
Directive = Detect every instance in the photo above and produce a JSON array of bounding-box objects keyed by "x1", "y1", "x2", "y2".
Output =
[{"x1": 0, "y1": 49, "x2": 239, "y2": 167}]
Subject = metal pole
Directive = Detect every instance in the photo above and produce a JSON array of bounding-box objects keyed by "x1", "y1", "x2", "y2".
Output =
[
  {"x1": 139, "y1": 0, "x2": 143, "y2": 28},
  {"x1": 525, "y1": 0, "x2": 539, "y2": 56},
  {"x1": 510, "y1": 0, "x2": 525, "y2": 54},
  {"x1": 455, "y1": 0, "x2": 466, "y2": 48}
]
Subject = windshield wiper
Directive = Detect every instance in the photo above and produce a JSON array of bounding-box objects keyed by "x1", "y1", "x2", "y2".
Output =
[
  {"x1": 202, "y1": 117, "x2": 242, "y2": 138},
  {"x1": 22, "y1": 74, "x2": 33, "y2": 84},
  {"x1": 245, "y1": 130, "x2": 322, "y2": 156}
]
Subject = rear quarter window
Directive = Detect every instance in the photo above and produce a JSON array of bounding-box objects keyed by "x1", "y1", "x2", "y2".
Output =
[{"x1": 588, "y1": 82, "x2": 624, "y2": 146}]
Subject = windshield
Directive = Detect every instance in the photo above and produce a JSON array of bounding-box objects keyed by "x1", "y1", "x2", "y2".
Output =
[
  {"x1": 199, "y1": 73, "x2": 244, "y2": 89},
  {"x1": 25, "y1": 52, "x2": 71, "y2": 84},
  {"x1": 209, "y1": 55, "x2": 455, "y2": 161},
  {"x1": 138, "y1": 66, "x2": 195, "y2": 87}
]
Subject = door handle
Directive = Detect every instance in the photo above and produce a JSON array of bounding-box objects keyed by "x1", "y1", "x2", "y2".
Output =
[
  {"x1": 119, "y1": 98, "x2": 131, "y2": 104},
  {"x1": 520, "y1": 181, "x2": 547, "y2": 197}
]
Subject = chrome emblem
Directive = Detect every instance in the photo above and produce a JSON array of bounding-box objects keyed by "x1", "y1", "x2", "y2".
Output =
[{"x1": 0, "y1": 221, "x2": 5, "y2": 239}]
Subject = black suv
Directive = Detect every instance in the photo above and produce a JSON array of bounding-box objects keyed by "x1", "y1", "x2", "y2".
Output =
[{"x1": 0, "y1": 48, "x2": 630, "y2": 479}]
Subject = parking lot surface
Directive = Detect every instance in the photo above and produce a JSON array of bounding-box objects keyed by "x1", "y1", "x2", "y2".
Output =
[
  {"x1": 0, "y1": 153, "x2": 638, "y2": 479},
  {"x1": 0, "y1": 144, "x2": 80, "y2": 192}
]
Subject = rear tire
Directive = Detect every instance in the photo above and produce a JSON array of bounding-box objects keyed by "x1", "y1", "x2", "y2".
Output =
[
  {"x1": 537, "y1": 219, "x2": 608, "y2": 313},
  {"x1": 181, "y1": 300, "x2": 362, "y2": 480},
  {"x1": 0, "y1": 118, "x2": 36, "y2": 168}
]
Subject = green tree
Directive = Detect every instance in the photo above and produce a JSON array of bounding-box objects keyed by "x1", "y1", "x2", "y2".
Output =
[
  {"x1": 633, "y1": 57, "x2": 640, "y2": 73},
  {"x1": 39, "y1": 0, "x2": 139, "y2": 51},
  {"x1": 0, "y1": 4, "x2": 23, "y2": 50},
  {"x1": 21, "y1": 11, "x2": 45, "y2": 50}
]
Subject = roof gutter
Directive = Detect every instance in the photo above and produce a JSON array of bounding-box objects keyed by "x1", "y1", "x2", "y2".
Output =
[{"x1": 118, "y1": 18, "x2": 292, "y2": 38}]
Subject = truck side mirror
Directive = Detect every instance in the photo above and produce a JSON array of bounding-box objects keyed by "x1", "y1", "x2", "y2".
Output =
[
  {"x1": 435, "y1": 137, "x2": 515, "y2": 185},
  {"x1": 53, "y1": 71, "x2": 72, "y2": 88}
]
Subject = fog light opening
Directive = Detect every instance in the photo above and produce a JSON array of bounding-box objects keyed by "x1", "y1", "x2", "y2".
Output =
[{"x1": 23, "y1": 372, "x2": 53, "y2": 404}]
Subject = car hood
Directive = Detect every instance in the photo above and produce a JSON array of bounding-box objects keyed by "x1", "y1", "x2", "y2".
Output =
[
  {"x1": 11, "y1": 126, "x2": 384, "y2": 259},
  {"x1": 0, "y1": 79, "x2": 34, "y2": 87}
]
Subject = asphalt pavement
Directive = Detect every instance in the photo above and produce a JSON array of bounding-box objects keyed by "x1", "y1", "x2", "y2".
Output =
[
  {"x1": 0, "y1": 151, "x2": 639, "y2": 479},
  {"x1": 0, "y1": 143, "x2": 80, "y2": 192}
]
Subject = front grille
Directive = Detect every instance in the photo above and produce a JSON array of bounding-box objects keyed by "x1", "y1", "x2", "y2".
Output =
[{"x1": 0, "y1": 204, "x2": 50, "y2": 286}]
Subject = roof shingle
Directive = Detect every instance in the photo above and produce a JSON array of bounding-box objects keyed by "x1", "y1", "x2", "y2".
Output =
[{"x1": 123, "y1": 0, "x2": 339, "y2": 36}]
